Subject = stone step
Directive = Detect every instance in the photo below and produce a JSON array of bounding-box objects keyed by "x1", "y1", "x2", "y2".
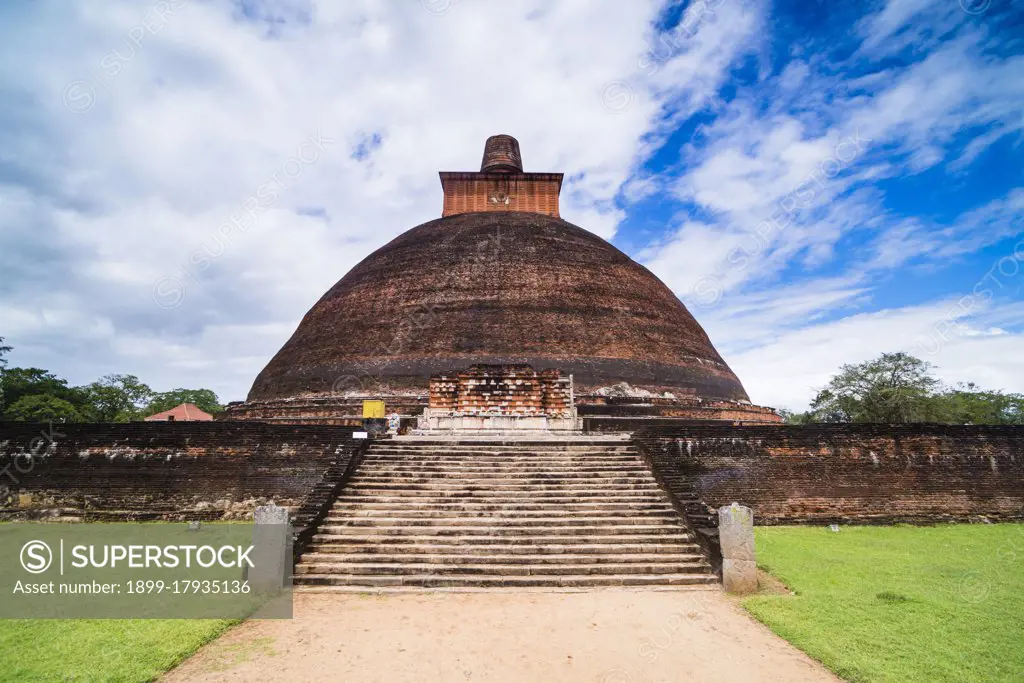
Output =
[
  {"x1": 357, "y1": 463, "x2": 652, "y2": 473},
  {"x1": 367, "y1": 446, "x2": 637, "y2": 453},
  {"x1": 356, "y1": 464, "x2": 651, "y2": 475},
  {"x1": 298, "y1": 552, "x2": 707, "y2": 565},
  {"x1": 293, "y1": 585, "x2": 715, "y2": 594},
  {"x1": 336, "y1": 494, "x2": 671, "y2": 505},
  {"x1": 366, "y1": 450, "x2": 638, "y2": 458},
  {"x1": 311, "y1": 532, "x2": 696, "y2": 545},
  {"x1": 353, "y1": 472, "x2": 655, "y2": 480},
  {"x1": 342, "y1": 493, "x2": 669, "y2": 502},
  {"x1": 379, "y1": 439, "x2": 631, "y2": 445},
  {"x1": 348, "y1": 476, "x2": 660, "y2": 486},
  {"x1": 294, "y1": 561, "x2": 710, "y2": 576},
  {"x1": 344, "y1": 481, "x2": 663, "y2": 491},
  {"x1": 370, "y1": 445, "x2": 635, "y2": 450},
  {"x1": 314, "y1": 524, "x2": 691, "y2": 537},
  {"x1": 330, "y1": 501, "x2": 678, "y2": 512},
  {"x1": 335, "y1": 491, "x2": 676, "y2": 502},
  {"x1": 292, "y1": 574, "x2": 718, "y2": 588},
  {"x1": 319, "y1": 515, "x2": 685, "y2": 527},
  {"x1": 359, "y1": 466, "x2": 652, "y2": 475},
  {"x1": 360, "y1": 463, "x2": 649, "y2": 472},
  {"x1": 326, "y1": 508, "x2": 678, "y2": 520},
  {"x1": 293, "y1": 439, "x2": 714, "y2": 591},
  {"x1": 369, "y1": 445, "x2": 637, "y2": 452},
  {"x1": 369, "y1": 447, "x2": 638, "y2": 453},
  {"x1": 305, "y1": 542, "x2": 705, "y2": 555},
  {"x1": 362, "y1": 459, "x2": 645, "y2": 467}
]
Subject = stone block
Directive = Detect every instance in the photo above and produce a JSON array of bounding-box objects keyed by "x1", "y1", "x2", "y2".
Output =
[
  {"x1": 719, "y1": 502, "x2": 756, "y2": 594},
  {"x1": 249, "y1": 504, "x2": 292, "y2": 594},
  {"x1": 719, "y1": 503, "x2": 755, "y2": 561},
  {"x1": 255, "y1": 504, "x2": 290, "y2": 526},
  {"x1": 722, "y1": 558, "x2": 758, "y2": 594}
]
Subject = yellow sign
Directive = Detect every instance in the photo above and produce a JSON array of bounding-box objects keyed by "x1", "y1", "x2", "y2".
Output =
[{"x1": 362, "y1": 400, "x2": 385, "y2": 419}]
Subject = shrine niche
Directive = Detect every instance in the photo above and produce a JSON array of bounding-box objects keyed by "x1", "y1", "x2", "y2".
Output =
[{"x1": 423, "y1": 365, "x2": 578, "y2": 431}]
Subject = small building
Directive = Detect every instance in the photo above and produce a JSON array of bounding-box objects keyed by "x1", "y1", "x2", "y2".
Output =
[{"x1": 144, "y1": 403, "x2": 213, "y2": 422}]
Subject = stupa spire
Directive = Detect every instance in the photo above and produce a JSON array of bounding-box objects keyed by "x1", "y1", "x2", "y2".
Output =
[
  {"x1": 480, "y1": 134, "x2": 523, "y2": 173},
  {"x1": 440, "y1": 135, "x2": 562, "y2": 218}
]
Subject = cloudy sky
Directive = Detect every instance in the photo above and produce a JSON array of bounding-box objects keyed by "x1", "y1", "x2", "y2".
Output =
[{"x1": 1, "y1": 0, "x2": 1022, "y2": 410}]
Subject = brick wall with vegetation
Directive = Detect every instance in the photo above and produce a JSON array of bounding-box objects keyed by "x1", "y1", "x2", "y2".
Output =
[
  {"x1": 0, "y1": 422, "x2": 366, "y2": 521},
  {"x1": 634, "y1": 424, "x2": 1024, "y2": 525}
]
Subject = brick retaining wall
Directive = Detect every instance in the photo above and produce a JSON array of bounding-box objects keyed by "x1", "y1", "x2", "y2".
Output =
[
  {"x1": 634, "y1": 424, "x2": 1024, "y2": 526},
  {"x1": 0, "y1": 422, "x2": 367, "y2": 522},
  {"x1": 5, "y1": 422, "x2": 1020, "y2": 527}
]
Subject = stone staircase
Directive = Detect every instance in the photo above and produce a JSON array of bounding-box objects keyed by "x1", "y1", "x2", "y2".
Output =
[{"x1": 293, "y1": 438, "x2": 717, "y2": 591}]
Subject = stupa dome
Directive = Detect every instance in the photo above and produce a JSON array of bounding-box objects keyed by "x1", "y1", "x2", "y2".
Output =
[{"x1": 247, "y1": 209, "x2": 749, "y2": 403}]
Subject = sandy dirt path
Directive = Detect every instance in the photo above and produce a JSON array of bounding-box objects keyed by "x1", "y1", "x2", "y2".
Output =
[{"x1": 164, "y1": 589, "x2": 838, "y2": 683}]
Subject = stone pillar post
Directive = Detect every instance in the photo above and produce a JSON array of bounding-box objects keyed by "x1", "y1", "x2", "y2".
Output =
[
  {"x1": 719, "y1": 502, "x2": 757, "y2": 594},
  {"x1": 249, "y1": 504, "x2": 292, "y2": 594}
]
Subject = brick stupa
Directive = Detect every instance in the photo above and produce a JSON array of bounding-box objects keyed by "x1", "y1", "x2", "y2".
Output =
[{"x1": 224, "y1": 135, "x2": 781, "y2": 426}]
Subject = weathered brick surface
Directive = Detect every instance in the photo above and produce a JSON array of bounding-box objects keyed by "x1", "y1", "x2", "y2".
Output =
[
  {"x1": 429, "y1": 365, "x2": 573, "y2": 417},
  {"x1": 579, "y1": 396, "x2": 782, "y2": 427},
  {"x1": 221, "y1": 396, "x2": 428, "y2": 424},
  {"x1": 634, "y1": 425, "x2": 1024, "y2": 525},
  {"x1": 0, "y1": 422, "x2": 367, "y2": 522},
  {"x1": 247, "y1": 211, "x2": 751, "y2": 403},
  {"x1": 440, "y1": 173, "x2": 563, "y2": 217}
]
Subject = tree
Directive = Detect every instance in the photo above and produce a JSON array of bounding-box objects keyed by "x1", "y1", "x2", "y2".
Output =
[
  {"x1": 4, "y1": 394, "x2": 85, "y2": 422},
  {"x1": 0, "y1": 365, "x2": 229, "y2": 423},
  {"x1": 0, "y1": 367, "x2": 93, "y2": 418},
  {"x1": 927, "y1": 383, "x2": 1024, "y2": 425},
  {"x1": 1, "y1": 368, "x2": 74, "y2": 406},
  {"x1": 777, "y1": 408, "x2": 813, "y2": 424},
  {"x1": 145, "y1": 388, "x2": 223, "y2": 416},
  {"x1": 796, "y1": 352, "x2": 1023, "y2": 425},
  {"x1": 807, "y1": 352, "x2": 939, "y2": 423},
  {"x1": 0, "y1": 337, "x2": 12, "y2": 411},
  {"x1": 84, "y1": 374, "x2": 154, "y2": 422}
]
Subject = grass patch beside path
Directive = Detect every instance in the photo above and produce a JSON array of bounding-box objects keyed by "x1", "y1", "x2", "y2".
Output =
[
  {"x1": 743, "y1": 523, "x2": 1024, "y2": 683},
  {"x1": 0, "y1": 619, "x2": 235, "y2": 682}
]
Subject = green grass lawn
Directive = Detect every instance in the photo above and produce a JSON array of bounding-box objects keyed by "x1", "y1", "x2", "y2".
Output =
[
  {"x1": 744, "y1": 523, "x2": 1024, "y2": 683},
  {"x1": 0, "y1": 619, "x2": 235, "y2": 682}
]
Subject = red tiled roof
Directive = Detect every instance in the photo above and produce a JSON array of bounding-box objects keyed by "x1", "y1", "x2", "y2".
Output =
[{"x1": 144, "y1": 403, "x2": 214, "y2": 421}]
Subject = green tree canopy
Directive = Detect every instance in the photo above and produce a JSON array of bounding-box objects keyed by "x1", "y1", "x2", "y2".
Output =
[
  {"x1": 84, "y1": 374, "x2": 154, "y2": 422},
  {"x1": 927, "y1": 382, "x2": 1024, "y2": 425},
  {"x1": 145, "y1": 388, "x2": 223, "y2": 416},
  {"x1": 808, "y1": 352, "x2": 939, "y2": 423},
  {"x1": 0, "y1": 360, "x2": 226, "y2": 423},
  {"x1": 4, "y1": 394, "x2": 86, "y2": 422},
  {"x1": 792, "y1": 352, "x2": 1024, "y2": 425},
  {"x1": 0, "y1": 337, "x2": 13, "y2": 411},
  {"x1": 0, "y1": 367, "x2": 92, "y2": 415}
]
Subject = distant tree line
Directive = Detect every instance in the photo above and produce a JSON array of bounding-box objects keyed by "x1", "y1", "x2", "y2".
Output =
[
  {"x1": 0, "y1": 337, "x2": 223, "y2": 422},
  {"x1": 781, "y1": 352, "x2": 1024, "y2": 425}
]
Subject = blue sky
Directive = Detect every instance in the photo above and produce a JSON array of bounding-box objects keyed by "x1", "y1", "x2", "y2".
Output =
[{"x1": 0, "y1": 0, "x2": 1021, "y2": 410}]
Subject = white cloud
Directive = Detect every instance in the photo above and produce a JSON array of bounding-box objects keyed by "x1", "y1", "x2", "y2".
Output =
[
  {"x1": 727, "y1": 299, "x2": 1024, "y2": 411},
  {"x1": 0, "y1": 0, "x2": 767, "y2": 400},
  {"x1": 1, "y1": 0, "x2": 1020, "y2": 415}
]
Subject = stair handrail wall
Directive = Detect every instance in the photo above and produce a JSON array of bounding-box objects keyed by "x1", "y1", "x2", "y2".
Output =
[
  {"x1": 291, "y1": 436, "x2": 371, "y2": 564},
  {"x1": 631, "y1": 431, "x2": 723, "y2": 573}
]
